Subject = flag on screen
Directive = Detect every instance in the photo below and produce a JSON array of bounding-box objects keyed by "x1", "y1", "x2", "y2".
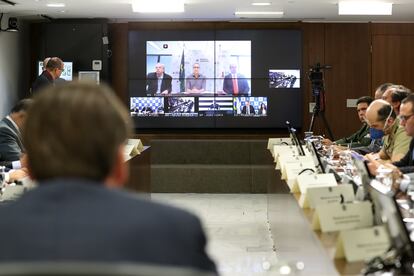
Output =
[{"x1": 179, "y1": 49, "x2": 185, "y2": 92}]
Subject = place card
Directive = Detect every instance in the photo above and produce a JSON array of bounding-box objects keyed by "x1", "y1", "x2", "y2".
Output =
[
  {"x1": 312, "y1": 201, "x2": 373, "y2": 232},
  {"x1": 267, "y1": 137, "x2": 292, "y2": 153},
  {"x1": 277, "y1": 154, "x2": 314, "y2": 171},
  {"x1": 335, "y1": 225, "x2": 390, "y2": 262},
  {"x1": 273, "y1": 145, "x2": 298, "y2": 162},
  {"x1": 305, "y1": 184, "x2": 355, "y2": 209},
  {"x1": 283, "y1": 161, "x2": 316, "y2": 192}
]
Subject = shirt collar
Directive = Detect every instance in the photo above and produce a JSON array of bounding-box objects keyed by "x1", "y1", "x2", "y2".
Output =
[{"x1": 6, "y1": 115, "x2": 19, "y2": 133}]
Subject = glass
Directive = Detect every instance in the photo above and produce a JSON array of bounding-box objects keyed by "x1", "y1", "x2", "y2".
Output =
[
  {"x1": 398, "y1": 113, "x2": 414, "y2": 122},
  {"x1": 376, "y1": 165, "x2": 393, "y2": 187}
]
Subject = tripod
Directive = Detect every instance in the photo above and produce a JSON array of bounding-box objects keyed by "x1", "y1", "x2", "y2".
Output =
[{"x1": 308, "y1": 86, "x2": 334, "y2": 141}]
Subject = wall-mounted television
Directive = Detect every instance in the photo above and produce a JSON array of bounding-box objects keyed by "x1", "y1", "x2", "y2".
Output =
[{"x1": 128, "y1": 29, "x2": 302, "y2": 129}]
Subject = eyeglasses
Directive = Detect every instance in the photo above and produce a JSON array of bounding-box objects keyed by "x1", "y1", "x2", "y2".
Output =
[{"x1": 398, "y1": 113, "x2": 414, "y2": 122}]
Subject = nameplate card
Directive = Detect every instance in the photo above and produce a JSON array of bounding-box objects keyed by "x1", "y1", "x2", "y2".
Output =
[
  {"x1": 273, "y1": 145, "x2": 298, "y2": 162},
  {"x1": 1, "y1": 185, "x2": 25, "y2": 201},
  {"x1": 312, "y1": 201, "x2": 373, "y2": 232},
  {"x1": 268, "y1": 137, "x2": 292, "y2": 152},
  {"x1": 297, "y1": 173, "x2": 337, "y2": 194},
  {"x1": 277, "y1": 155, "x2": 314, "y2": 171},
  {"x1": 335, "y1": 225, "x2": 390, "y2": 262},
  {"x1": 305, "y1": 185, "x2": 355, "y2": 209},
  {"x1": 283, "y1": 161, "x2": 316, "y2": 192}
]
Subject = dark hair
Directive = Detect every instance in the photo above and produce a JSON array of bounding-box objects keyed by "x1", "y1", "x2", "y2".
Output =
[
  {"x1": 377, "y1": 103, "x2": 395, "y2": 121},
  {"x1": 401, "y1": 94, "x2": 414, "y2": 113},
  {"x1": 376, "y1": 83, "x2": 394, "y2": 94},
  {"x1": 391, "y1": 85, "x2": 411, "y2": 103},
  {"x1": 356, "y1": 96, "x2": 373, "y2": 106},
  {"x1": 45, "y1": 57, "x2": 63, "y2": 70},
  {"x1": 23, "y1": 82, "x2": 131, "y2": 182},
  {"x1": 11, "y1": 99, "x2": 33, "y2": 113}
]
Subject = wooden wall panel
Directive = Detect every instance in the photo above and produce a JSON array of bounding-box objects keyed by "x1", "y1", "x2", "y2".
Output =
[
  {"x1": 372, "y1": 35, "x2": 414, "y2": 91},
  {"x1": 323, "y1": 24, "x2": 371, "y2": 140}
]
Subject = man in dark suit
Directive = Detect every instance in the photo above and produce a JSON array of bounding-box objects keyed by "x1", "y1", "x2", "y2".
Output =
[
  {"x1": 146, "y1": 63, "x2": 172, "y2": 96},
  {"x1": 241, "y1": 101, "x2": 255, "y2": 115},
  {"x1": 31, "y1": 57, "x2": 64, "y2": 94},
  {"x1": 222, "y1": 64, "x2": 250, "y2": 96},
  {"x1": 0, "y1": 99, "x2": 32, "y2": 170},
  {"x1": 0, "y1": 82, "x2": 217, "y2": 274}
]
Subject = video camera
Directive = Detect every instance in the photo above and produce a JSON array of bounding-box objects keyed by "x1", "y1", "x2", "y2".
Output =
[{"x1": 308, "y1": 63, "x2": 331, "y2": 96}]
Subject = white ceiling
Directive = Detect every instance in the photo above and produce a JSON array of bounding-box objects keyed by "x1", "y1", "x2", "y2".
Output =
[{"x1": 1, "y1": 0, "x2": 414, "y2": 22}]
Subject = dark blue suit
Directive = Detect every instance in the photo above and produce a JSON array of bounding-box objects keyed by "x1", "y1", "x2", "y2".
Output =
[
  {"x1": 0, "y1": 117, "x2": 24, "y2": 169},
  {"x1": 0, "y1": 179, "x2": 217, "y2": 273}
]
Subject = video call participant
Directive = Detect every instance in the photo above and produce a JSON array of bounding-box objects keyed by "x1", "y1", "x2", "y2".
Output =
[
  {"x1": 258, "y1": 103, "x2": 267, "y2": 115},
  {"x1": 323, "y1": 96, "x2": 373, "y2": 148},
  {"x1": 0, "y1": 82, "x2": 217, "y2": 273},
  {"x1": 146, "y1": 63, "x2": 172, "y2": 96},
  {"x1": 31, "y1": 57, "x2": 64, "y2": 94},
  {"x1": 223, "y1": 64, "x2": 250, "y2": 96},
  {"x1": 365, "y1": 100, "x2": 411, "y2": 162},
  {"x1": 186, "y1": 63, "x2": 206, "y2": 93},
  {"x1": 241, "y1": 101, "x2": 255, "y2": 115}
]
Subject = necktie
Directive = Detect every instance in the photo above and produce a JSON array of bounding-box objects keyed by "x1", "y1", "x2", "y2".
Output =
[
  {"x1": 232, "y1": 76, "x2": 239, "y2": 95},
  {"x1": 247, "y1": 106, "x2": 250, "y2": 115}
]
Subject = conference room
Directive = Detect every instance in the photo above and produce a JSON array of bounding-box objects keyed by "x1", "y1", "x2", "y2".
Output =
[{"x1": 1, "y1": 0, "x2": 414, "y2": 275}]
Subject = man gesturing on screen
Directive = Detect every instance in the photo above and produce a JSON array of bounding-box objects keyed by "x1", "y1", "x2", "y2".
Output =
[
  {"x1": 222, "y1": 64, "x2": 250, "y2": 96},
  {"x1": 146, "y1": 63, "x2": 172, "y2": 95}
]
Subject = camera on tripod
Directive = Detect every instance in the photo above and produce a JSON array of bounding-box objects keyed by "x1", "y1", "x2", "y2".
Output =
[{"x1": 308, "y1": 63, "x2": 331, "y2": 96}]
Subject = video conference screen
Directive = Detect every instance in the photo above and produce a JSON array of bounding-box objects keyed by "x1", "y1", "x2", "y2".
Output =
[{"x1": 128, "y1": 29, "x2": 302, "y2": 129}]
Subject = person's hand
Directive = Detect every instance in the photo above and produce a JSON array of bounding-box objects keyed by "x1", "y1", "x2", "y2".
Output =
[
  {"x1": 322, "y1": 139, "x2": 333, "y2": 146},
  {"x1": 20, "y1": 154, "x2": 28, "y2": 168},
  {"x1": 9, "y1": 168, "x2": 29, "y2": 182}
]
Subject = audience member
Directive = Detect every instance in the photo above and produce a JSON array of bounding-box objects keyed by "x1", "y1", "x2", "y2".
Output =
[
  {"x1": 223, "y1": 64, "x2": 250, "y2": 96},
  {"x1": 381, "y1": 85, "x2": 411, "y2": 115},
  {"x1": 323, "y1": 96, "x2": 373, "y2": 148},
  {"x1": 0, "y1": 82, "x2": 217, "y2": 273},
  {"x1": 31, "y1": 57, "x2": 64, "y2": 94},
  {"x1": 146, "y1": 63, "x2": 172, "y2": 95},
  {"x1": 365, "y1": 100, "x2": 411, "y2": 162},
  {"x1": 186, "y1": 63, "x2": 206, "y2": 93},
  {"x1": 374, "y1": 82, "x2": 394, "y2": 99}
]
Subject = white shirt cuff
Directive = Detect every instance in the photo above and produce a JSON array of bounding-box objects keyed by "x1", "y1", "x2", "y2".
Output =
[
  {"x1": 4, "y1": 172, "x2": 10, "y2": 183},
  {"x1": 12, "y1": 161, "x2": 21, "y2": 170}
]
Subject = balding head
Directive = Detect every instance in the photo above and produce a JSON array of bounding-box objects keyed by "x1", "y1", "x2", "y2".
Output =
[{"x1": 365, "y1": 99, "x2": 396, "y2": 134}]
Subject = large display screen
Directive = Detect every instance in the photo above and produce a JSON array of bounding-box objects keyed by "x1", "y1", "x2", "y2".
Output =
[{"x1": 128, "y1": 29, "x2": 302, "y2": 129}]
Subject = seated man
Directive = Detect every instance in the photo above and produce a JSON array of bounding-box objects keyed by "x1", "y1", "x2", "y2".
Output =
[
  {"x1": 0, "y1": 82, "x2": 217, "y2": 273},
  {"x1": 146, "y1": 63, "x2": 172, "y2": 96},
  {"x1": 374, "y1": 82, "x2": 394, "y2": 100},
  {"x1": 186, "y1": 63, "x2": 206, "y2": 93},
  {"x1": 381, "y1": 84, "x2": 411, "y2": 115},
  {"x1": 323, "y1": 96, "x2": 373, "y2": 148},
  {"x1": 365, "y1": 99, "x2": 411, "y2": 162}
]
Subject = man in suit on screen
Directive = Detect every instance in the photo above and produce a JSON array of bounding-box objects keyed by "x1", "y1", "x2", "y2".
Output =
[
  {"x1": 241, "y1": 100, "x2": 255, "y2": 115},
  {"x1": 0, "y1": 82, "x2": 217, "y2": 274},
  {"x1": 222, "y1": 64, "x2": 250, "y2": 96},
  {"x1": 146, "y1": 63, "x2": 172, "y2": 96}
]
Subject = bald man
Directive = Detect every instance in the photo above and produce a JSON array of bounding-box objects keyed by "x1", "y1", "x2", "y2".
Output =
[
  {"x1": 146, "y1": 63, "x2": 172, "y2": 96},
  {"x1": 365, "y1": 99, "x2": 411, "y2": 162}
]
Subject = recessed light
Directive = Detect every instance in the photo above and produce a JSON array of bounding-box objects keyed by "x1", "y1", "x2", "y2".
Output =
[
  {"x1": 47, "y1": 3, "x2": 65, "y2": 8},
  {"x1": 235, "y1": 11, "x2": 283, "y2": 18},
  {"x1": 338, "y1": 1, "x2": 392, "y2": 15},
  {"x1": 251, "y1": 2, "x2": 271, "y2": 6}
]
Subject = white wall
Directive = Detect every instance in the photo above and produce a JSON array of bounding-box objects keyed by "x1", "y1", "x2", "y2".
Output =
[{"x1": 0, "y1": 15, "x2": 28, "y2": 117}]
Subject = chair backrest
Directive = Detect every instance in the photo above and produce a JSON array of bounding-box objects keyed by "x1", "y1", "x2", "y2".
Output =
[{"x1": 0, "y1": 262, "x2": 217, "y2": 276}]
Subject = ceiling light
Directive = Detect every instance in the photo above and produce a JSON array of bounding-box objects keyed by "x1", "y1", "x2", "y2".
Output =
[
  {"x1": 132, "y1": 0, "x2": 184, "y2": 13},
  {"x1": 252, "y1": 2, "x2": 271, "y2": 6},
  {"x1": 338, "y1": 1, "x2": 392, "y2": 15},
  {"x1": 235, "y1": 11, "x2": 283, "y2": 17},
  {"x1": 46, "y1": 3, "x2": 66, "y2": 8}
]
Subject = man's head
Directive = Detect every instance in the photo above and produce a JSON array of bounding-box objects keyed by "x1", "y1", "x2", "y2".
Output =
[
  {"x1": 374, "y1": 83, "x2": 394, "y2": 99},
  {"x1": 229, "y1": 64, "x2": 237, "y2": 75},
  {"x1": 9, "y1": 99, "x2": 33, "y2": 130},
  {"x1": 365, "y1": 99, "x2": 396, "y2": 135},
  {"x1": 193, "y1": 63, "x2": 200, "y2": 76},
  {"x1": 155, "y1": 63, "x2": 165, "y2": 77},
  {"x1": 23, "y1": 82, "x2": 131, "y2": 186},
  {"x1": 356, "y1": 96, "x2": 373, "y2": 122},
  {"x1": 381, "y1": 85, "x2": 411, "y2": 114},
  {"x1": 399, "y1": 94, "x2": 414, "y2": 137},
  {"x1": 45, "y1": 57, "x2": 64, "y2": 80}
]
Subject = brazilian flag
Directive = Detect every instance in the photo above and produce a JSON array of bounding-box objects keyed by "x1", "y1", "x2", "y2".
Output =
[{"x1": 179, "y1": 50, "x2": 185, "y2": 92}]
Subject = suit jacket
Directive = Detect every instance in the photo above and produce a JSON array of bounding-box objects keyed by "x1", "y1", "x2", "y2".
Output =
[
  {"x1": 222, "y1": 73, "x2": 250, "y2": 95},
  {"x1": 0, "y1": 179, "x2": 217, "y2": 273},
  {"x1": 393, "y1": 138, "x2": 414, "y2": 173},
  {"x1": 31, "y1": 71, "x2": 54, "y2": 94},
  {"x1": 241, "y1": 105, "x2": 255, "y2": 115},
  {"x1": 146, "y1": 72, "x2": 172, "y2": 95},
  {"x1": 0, "y1": 117, "x2": 24, "y2": 169},
  {"x1": 335, "y1": 124, "x2": 371, "y2": 148}
]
